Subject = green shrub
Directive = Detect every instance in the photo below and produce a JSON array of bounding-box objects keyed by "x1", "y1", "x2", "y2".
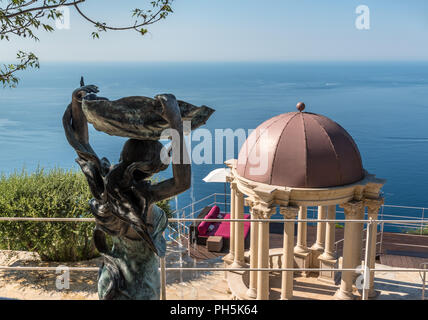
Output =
[
  {"x1": 405, "y1": 223, "x2": 428, "y2": 235},
  {"x1": 0, "y1": 168, "x2": 171, "y2": 262}
]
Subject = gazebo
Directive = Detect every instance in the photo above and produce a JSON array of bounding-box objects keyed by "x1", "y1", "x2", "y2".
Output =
[{"x1": 223, "y1": 102, "x2": 385, "y2": 300}]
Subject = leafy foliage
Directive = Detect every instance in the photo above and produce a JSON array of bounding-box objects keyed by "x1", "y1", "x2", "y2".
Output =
[
  {"x1": 0, "y1": 167, "x2": 171, "y2": 262},
  {"x1": 0, "y1": 0, "x2": 174, "y2": 87},
  {"x1": 0, "y1": 51, "x2": 39, "y2": 87},
  {"x1": 406, "y1": 223, "x2": 428, "y2": 235}
]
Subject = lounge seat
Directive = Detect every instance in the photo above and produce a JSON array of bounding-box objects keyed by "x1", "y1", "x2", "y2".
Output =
[{"x1": 190, "y1": 205, "x2": 251, "y2": 249}]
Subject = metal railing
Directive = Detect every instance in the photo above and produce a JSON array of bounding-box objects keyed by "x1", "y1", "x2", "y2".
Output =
[
  {"x1": 165, "y1": 194, "x2": 428, "y2": 300},
  {"x1": 0, "y1": 193, "x2": 428, "y2": 300},
  {"x1": 0, "y1": 216, "x2": 426, "y2": 300},
  {"x1": 166, "y1": 193, "x2": 231, "y2": 247},
  {"x1": 164, "y1": 216, "x2": 428, "y2": 301},
  {"x1": 169, "y1": 194, "x2": 428, "y2": 257}
]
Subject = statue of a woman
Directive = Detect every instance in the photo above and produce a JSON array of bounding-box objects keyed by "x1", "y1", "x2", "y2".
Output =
[{"x1": 63, "y1": 83, "x2": 191, "y2": 300}]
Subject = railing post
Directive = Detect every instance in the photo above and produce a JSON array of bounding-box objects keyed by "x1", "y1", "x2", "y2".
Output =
[
  {"x1": 182, "y1": 211, "x2": 185, "y2": 235},
  {"x1": 421, "y1": 208, "x2": 425, "y2": 235},
  {"x1": 422, "y1": 263, "x2": 427, "y2": 300},
  {"x1": 362, "y1": 219, "x2": 373, "y2": 300},
  {"x1": 160, "y1": 257, "x2": 167, "y2": 300},
  {"x1": 167, "y1": 224, "x2": 171, "y2": 242},
  {"x1": 187, "y1": 212, "x2": 191, "y2": 252}
]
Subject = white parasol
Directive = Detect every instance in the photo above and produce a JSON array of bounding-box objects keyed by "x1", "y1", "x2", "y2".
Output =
[{"x1": 202, "y1": 168, "x2": 231, "y2": 213}]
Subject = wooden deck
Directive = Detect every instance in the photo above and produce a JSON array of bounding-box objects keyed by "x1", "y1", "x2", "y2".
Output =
[
  {"x1": 179, "y1": 237, "x2": 227, "y2": 261},
  {"x1": 378, "y1": 232, "x2": 428, "y2": 268},
  {"x1": 178, "y1": 225, "x2": 428, "y2": 269},
  {"x1": 379, "y1": 254, "x2": 427, "y2": 269}
]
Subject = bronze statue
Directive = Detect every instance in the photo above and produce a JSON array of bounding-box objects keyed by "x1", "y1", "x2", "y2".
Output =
[{"x1": 63, "y1": 79, "x2": 214, "y2": 299}]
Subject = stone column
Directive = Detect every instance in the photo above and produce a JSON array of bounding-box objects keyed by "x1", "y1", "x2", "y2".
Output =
[
  {"x1": 232, "y1": 190, "x2": 245, "y2": 268},
  {"x1": 224, "y1": 183, "x2": 236, "y2": 263},
  {"x1": 364, "y1": 197, "x2": 384, "y2": 299},
  {"x1": 256, "y1": 209, "x2": 272, "y2": 300},
  {"x1": 294, "y1": 206, "x2": 310, "y2": 276},
  {"x1": 318, "y1": 205, "x2": 338, "y2": 284},
  {"x1": 310, "y1": 206, "x2": 327, "y2": 269},
  {"x1": 280, "y1": 206, "x2": 298, "y2": 300},
  {"x1": 246, "y1": 205, "x2": 259, "y2": 298},
  {"x1": 335, "y1": 200, "x2": 364, "y2": 300}
]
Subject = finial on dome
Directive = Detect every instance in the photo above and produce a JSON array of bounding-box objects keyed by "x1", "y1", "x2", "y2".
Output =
[{"x1": 296, "y1": 102, "x2": 305, "y2": 112}]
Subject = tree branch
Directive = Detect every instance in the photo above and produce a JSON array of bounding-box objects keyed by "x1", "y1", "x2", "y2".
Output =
[
  {"x1": 73, "y1": 1, "x2": 172, "y2": 34},
  {"x1": 3, "y1": 0, "x2": 85, "y2": 19},
  {"x1": 0, "y1": 0, "x2": 174, "y2": 87}
]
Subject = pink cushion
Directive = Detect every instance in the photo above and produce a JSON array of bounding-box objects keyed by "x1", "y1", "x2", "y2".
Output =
[
  {"x1": 206, "y1": 222, "x2": 221, "y2": 236},
  {"x1": 206, "y1": 205, "x2": 220, "y2": 219},
  {"x1": 214, "y1": 214, "x2": 251, "y2": 239},
  {"x1": 197, "y1": 206, "x2": 221, "y2": 235},
  {"x1": 198, "y1": 221, "x2": 211, "y2": 235},
  {"x1": 198, "y1": 206, "x2": 251, "y2": 238}
]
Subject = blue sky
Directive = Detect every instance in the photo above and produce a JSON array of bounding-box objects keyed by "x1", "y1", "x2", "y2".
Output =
[{"x1": 1, "y1": 0, "x2": 428, "y2": 62}]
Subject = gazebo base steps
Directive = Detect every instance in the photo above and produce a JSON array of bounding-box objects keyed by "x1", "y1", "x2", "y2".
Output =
[
  {"x1": 355, "y1": 287, "x2": 380, "y2": 299},
  {"x1": 334, "y1": 289, "x2": 356, "y2": 300},
  {"x1": 227, "y1": 270, "x2": 256, "y2": 301},
  {"x1": 222, "y1": 254, "x2": 234, "y2": 265}
]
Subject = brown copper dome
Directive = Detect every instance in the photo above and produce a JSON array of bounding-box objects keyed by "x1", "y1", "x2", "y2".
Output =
[{"x1": 236, "y1": 110, "x2": 364, "y2": 188}]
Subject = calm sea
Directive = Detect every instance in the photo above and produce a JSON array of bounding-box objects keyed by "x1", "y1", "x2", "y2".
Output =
[{"x1": 1, "y1": 62, "x2": 428, "y2": 222}]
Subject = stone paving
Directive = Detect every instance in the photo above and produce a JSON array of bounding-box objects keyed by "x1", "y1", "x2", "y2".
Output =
[
  {"x1": 165, "y1": 262, "x2": 425, "y2": 300},
  {"x1": 165, "y1": 271, "x2": 230, "y2": 300},
  {"x1": 164, "y1": 263, "x2": 425, "y2": 300},
  {"x1": 0, "y1": 248, "x2": 425, "y2": 300}
]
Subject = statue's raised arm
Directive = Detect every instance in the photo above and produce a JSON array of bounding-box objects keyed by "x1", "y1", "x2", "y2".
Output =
[
  {"x1": 62, "y1": 80, "x2": 108, "y2": 200},
  {"x1": 63, "y1": 82, "x2": 99, "y2": 157},
  {"x1": 146, "y1": 94, "x2": 191, "y2": 203}
]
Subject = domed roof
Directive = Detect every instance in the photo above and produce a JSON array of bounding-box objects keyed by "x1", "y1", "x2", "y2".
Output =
[{"x1": 236, "y1": 106, "x2": 364, "y2": 188}]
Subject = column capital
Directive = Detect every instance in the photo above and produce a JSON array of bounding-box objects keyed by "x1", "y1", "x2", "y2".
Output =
[
  {"x1": 230, "y1": 181, "x2": 238, "y2": 191},
  {"x1": 280, "y1": 206, "x2": 299, "y2": 219},
  {"x1": 340, "y1": 200, "x2": 363, "y2": 217},
  {"x1": 253, "y1": 207, "x2": 275, "y2": 219},
  {"x1": 235, "y1": 188, "x2": 244, "y2": 197},
  {"x1": 246, "y1": 198, "x2": 275, "y2": 219},
  {"x1": 245, "y1": 197, "x2": 256, "y2": 208},
  {"x1": 364, "y1": 197, "x2": 384, "y2": 214}
]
